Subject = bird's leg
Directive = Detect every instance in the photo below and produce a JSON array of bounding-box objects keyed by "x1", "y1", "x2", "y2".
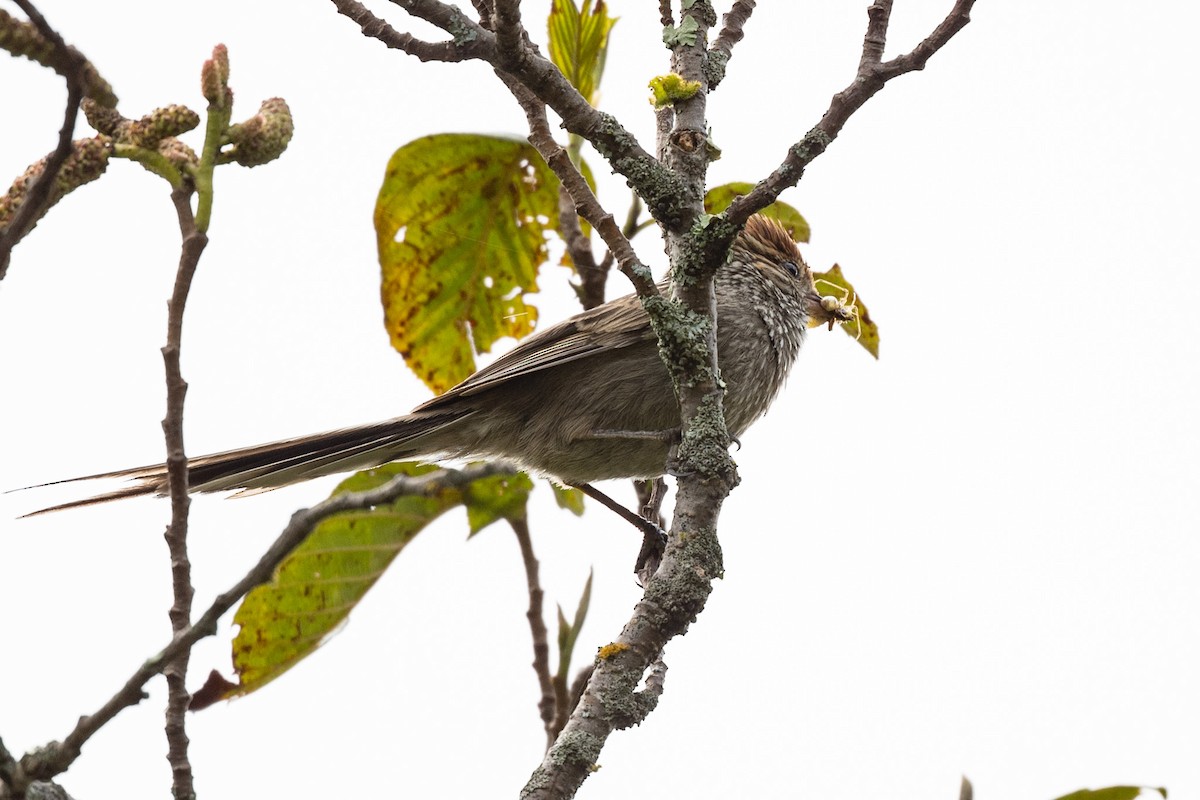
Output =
[
  {"x1": 579, "y1": 430, "x2": 683, "y2": 580},
  {"x1": 572, "y1": 482, "x2": 669, "y2": 586},
  {"x1": 636, "y1": 476, "x2": 667, "y2": 524},
  {"x1": 572, "y1": 483, "x2": 667, "y2": 543},
  {"x1": 633, "y1": 477, "x2": 669, "y2": 582},
  {"x1": 590, "y1": 428, "x2": 680, "y2": 442}
]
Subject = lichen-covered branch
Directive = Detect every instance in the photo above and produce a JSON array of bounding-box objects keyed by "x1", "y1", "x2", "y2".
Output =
[
  {"x1": 331, "y1": 0, "x2": 483, "y2": 61},
  {"x1": 506, "y1": 79, "x2": 658, "y2": 300},
  {"x1": 707, "y1": 0, "x2": 756, "y2": 88},
  {"x1": 332, "y1": 0, "x2": 693, "y2": 231},
  {"x1": 521, "y1": 4, "x2": 739, "y2": 798},
  {"x1": 725, "y1": 0, "x2": 975, "y2": 227}
]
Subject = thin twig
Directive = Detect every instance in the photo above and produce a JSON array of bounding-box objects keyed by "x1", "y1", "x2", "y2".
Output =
[
  {"x1": 557, "y1": 185, "x2": 607, "y2": 310},
  {"x1": 9, "y1": 463, "x2": 515, "y2": 791},
  {"x1": 161, "y1": 186, "x2": 206, "y2": 800},
  {"x1": 334, "y1": 0, "x2": 690, "y2": 231},
  {"x1": 511, "y1": 518, "x2": 557, "y2": 750},
  {"x1": 499, "y1": 5, "x2": 604, "y2": 308},
  {"x1": 725, "y1": 0, "x2": 975, "y2": 226},
  {"x1": 330, "y1": 0, "x2": 482, "y2": 61},
  {"x1": 505, "y1": 77, "x2": 658, "y2": 299}
]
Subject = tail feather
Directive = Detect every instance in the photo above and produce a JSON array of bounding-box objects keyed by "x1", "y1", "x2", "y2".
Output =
[{"x1": 21, "y1": 410, "x2": 473, "y2": 516}]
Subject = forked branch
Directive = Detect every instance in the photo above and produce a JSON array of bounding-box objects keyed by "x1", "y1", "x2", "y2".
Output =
[{"x1": 725, "y1": 0, "x2": 975, "y2": 226}]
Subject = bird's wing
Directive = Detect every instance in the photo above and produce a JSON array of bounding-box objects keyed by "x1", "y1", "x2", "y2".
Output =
[{"x1": 416, "y1": 291, "x2": 654, "y2": 409}]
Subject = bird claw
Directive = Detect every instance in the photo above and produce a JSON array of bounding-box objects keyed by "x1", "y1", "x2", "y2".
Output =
[{"x1": 634, "y1": 522, "x2": 668, "y2": 584}]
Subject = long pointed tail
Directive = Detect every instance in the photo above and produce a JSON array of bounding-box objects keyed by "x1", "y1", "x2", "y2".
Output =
[{"x1": 23, "y1": 409, "x2": 473, "y2": 516}]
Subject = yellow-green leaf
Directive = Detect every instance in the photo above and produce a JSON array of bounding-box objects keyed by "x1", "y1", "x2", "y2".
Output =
[
  {"x1": 1053, "y1": 788, "x2": 1166, "y2": 800},
  {"x1": 548, "y1": 0, "x2": 617, "y2": 107},
  {"x1": 223, "y1": 462, "x2": 530, "y2": 699},
  {"x1": 465, "y1": 470, "x2": 534, "y2": 536},
  {"x1": 375, "y1": 134, "x2": 561, "y2": 394},
  {"x1": 704, "y1": 182, "x2": 811, "y2": 243},
  {"x1": 551, "y1": 483, "x2": 586, "y2": 515},
  {"x1": 810, "y1": 263, "x2": 879, "y2": 359}
]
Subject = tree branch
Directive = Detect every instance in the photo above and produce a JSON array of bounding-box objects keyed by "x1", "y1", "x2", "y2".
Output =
[
  {"x1": 330, "y1": 0, "x2": 483, "y2": 61},
  {"x1": 332, "y1": 0, "x2": 694, "y2": 231},
  {"x1": 469, "y1": 0, "x2": 493, "y2": 30},
  {"x1": 725, "y1": 0, "x2": 975, "y2": 227},
  {"x1": 491, "y1": 0, "x2": 528, "y2": 69},
  {"x1": 0, "y1": 738, "x2": 16, "y2": 792},
  {"x1": 522, "y1": 4, "x2": 737, "y2": 797},
  {"x1": 0, "y1": 3, "x2": 115, "y2": 105},
  {"x1": 160, "y1": 186, "x2": 207, "y2": 800},
  {"x1": 323, "y1": 3, "x2": 974, "y2": 798},
  {"x1": 506, "y1": 78, "x2": 658, "y2": 300},
  {"x1": 511, "y1": 518, "x2": 557, "y2": 750},
  {"x1": 0, "y1": 1, "x2": 95, "y2": 280},
  {"x1": 7, "y1": 463, "x2": 514, "y2": 792},
  {"x1": 707, "y1": 0, "x2": 756, "y2": 88},
  {"x1": 557, "y1": 184, "x2": 606, "y2": 309}
]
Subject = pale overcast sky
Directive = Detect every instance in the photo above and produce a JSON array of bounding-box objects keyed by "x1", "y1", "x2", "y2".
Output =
[{"x1": 2, "y1": 2, "x2": 1198, "y2": 799}]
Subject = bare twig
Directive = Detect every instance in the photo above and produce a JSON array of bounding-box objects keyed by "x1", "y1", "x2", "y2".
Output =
[
  {"x1": 725, "y1": 0, "x2": 975, "y2": 226},
  {"x1": 506, "y1": 78, "x2": 658, "y2": 299},
  {"x1": 331, "y1": 0, "x2": 691, "y2": 231},
  {"x1": 330, "y1": 0, "x2": 483, "y2": 62},
  {"x1": 592, "y1": 190, "x2": 644, "y2": 276},
  {"x1": 511, "y1": 518, "x2": 557, "y2": 750},
  {"x1": 7, "y1": 463, "x2": 515, "y2": 792},
  {"x1": 160, "y1": 186, "x2": 207, "y2": 800},
  {"x1": 557, "y1": 185, "x2": 607, "y2": 309}
]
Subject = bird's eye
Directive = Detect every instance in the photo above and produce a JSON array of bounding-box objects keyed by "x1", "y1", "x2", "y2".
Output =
[{"x1": 782, "y1": 260, "x2": 800, "y2": 278}]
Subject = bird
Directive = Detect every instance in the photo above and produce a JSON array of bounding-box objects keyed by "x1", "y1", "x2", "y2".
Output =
[{"x1": 27, "y1": 215, "x2": 849, "y2": 516}]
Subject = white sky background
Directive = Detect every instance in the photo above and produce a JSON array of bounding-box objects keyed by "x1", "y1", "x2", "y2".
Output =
[{"x1": 2, "y1": 2, "x2": 1198, "y2": 798}]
